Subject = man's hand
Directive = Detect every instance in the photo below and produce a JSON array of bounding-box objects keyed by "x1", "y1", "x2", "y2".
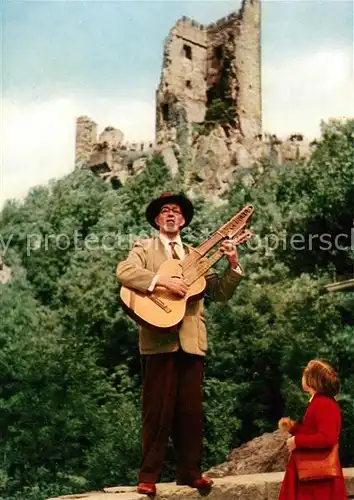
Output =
[
  {"x1": 157, "y1": 276, "x2": 188, "y2": 297},
  {"x1": 220, "y1": 239, "x2": 239, "y2": 269}
]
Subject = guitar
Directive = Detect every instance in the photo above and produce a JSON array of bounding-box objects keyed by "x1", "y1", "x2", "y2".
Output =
[{"x1": 120, "y1": 205, "x2": 254, "y2": 329}]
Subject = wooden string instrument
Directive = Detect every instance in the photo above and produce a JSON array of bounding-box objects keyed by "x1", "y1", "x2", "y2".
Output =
[{"x1": 120, "y1": 204, "x2": 254, "y2": 329}]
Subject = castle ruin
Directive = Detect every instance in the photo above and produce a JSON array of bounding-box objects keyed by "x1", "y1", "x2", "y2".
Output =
[
  {"x1": 74, "y1": 0, "x2": 312, "y2": 195},
  {"x1": 155, "y1": 0, "x2": 261, "y2": 146},
  {"x1": 75, "y1": 116, "x2": 154, "y2": 186}
]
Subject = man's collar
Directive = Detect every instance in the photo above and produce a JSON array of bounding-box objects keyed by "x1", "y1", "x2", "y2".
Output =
[{"x1": 159, "y1": 233, "x2": 183, "y2": 248}]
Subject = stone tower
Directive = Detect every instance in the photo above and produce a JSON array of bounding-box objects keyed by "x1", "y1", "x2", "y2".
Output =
[
  {"x1": 233, "y1": 0, "x2": 261, "y2": 139},
  {"x1": 155, "y1": 0, "x2": 261, "y2": 145},
  {"x1": 75, "y1": 116, "x2": 98, "y2": 169},
  {"x1": 155, "y1": 17, "x2": 208, "y2": 145}
]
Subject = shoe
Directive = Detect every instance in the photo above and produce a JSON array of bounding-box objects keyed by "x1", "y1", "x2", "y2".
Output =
[
  {"x1": 177, "y1": 476, "x2": 214, "y2": 489},
  {"x1": 136, "y1": 482, "x2": 156, "y2": 495}
]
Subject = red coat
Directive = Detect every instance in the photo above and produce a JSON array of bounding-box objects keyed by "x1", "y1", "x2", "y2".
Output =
[{"x1": 278, "y1": 393, "x2": 347, "y2": 500}]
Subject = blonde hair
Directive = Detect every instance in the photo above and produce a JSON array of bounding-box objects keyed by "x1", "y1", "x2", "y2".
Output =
[{"x1": 303, "y1": 359, "x2": 340, "y2": 397}]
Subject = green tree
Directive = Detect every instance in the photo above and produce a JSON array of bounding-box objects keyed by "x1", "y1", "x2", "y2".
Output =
[{"x1": 0, "y1": 119, "x2": 353, "y2": 499}]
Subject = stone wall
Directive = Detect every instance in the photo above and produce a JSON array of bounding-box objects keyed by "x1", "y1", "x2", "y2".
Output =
[
  {"x1": 47, "y1": 469, "x2": 354, "y2": 500},
  {"x1": 75, "y1": 116, "x2": 155, "y2": 187},
  {"x1": 206, "y1": 14, "x2": 238, "y2": 93},
  {"x1": 234, "y1": 0, "x2": 261, "y2": 140},
  {"x1": 47, "y1": 429, "x2": 354, "y2": 500},
  {"x1": 205, "y1": 0, "x2": 261, "y2": 142},
  {"x1": 98, "y1": 126, "x2": 124, "y2": 149},
  {"x1": 75, "y1": 116, "x2": 98, "y2": 169},
  {"x1": 155, "y1": 17, "x2": 208, "y2": 144}
]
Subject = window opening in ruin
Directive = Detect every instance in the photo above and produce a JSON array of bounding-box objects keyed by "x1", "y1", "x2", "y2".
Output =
[
  {"x1": 111, "y1": 178, "x2": 122, "y2": 190},
  {"x1": 183, "y1": 44, "x2": 192, "y2": 59},
  {"x1": 207, "y1": 88, "x2": 216, "y2": 106},
  {"x1": 215, "y1": 46, "x2": 223, "y2": 60},
  {"x1": 290, "y1": 133, "x2": 303, "y2": 142},
  {"x1": 186, "y1": 80, "x2": 192, "y2": 88},
  {"x1": 222, "y1": 125, "x2": 231, "y2": 138},
  {"x1": 127, "y1": 161, "x2": 134, "y2": 175},
  {"x1": 162, "y1": 103, "x2": 169, "y2": 121}
]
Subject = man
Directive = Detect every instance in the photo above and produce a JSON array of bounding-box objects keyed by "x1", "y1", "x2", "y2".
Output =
[{"x1": 116, "y1": 192, "x2": 244, "y2": 496}]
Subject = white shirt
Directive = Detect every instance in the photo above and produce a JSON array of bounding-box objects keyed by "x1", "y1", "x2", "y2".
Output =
[
  {"x1": 147, "y1": 234, "x2": 184, "y2": 291},
  {"x1": 159, "y1": 233, "x2": 185, "y2": 260}
]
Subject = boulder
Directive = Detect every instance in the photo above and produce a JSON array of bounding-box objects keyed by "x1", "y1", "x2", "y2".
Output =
[{"x1": 206, "y1": 430, "x2": 289, "y2": 477}]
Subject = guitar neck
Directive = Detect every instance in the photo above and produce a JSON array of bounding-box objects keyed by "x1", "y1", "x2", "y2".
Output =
[
  {"x1": 196, "y1": 233, "x2": 251, "y2": 278},
  {"x1": 183, "y1": 204, "x2": 254, "y2": 265}
]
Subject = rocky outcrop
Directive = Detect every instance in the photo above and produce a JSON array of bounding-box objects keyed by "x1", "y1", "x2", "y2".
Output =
[
  {"x1": 188, "y1": 125, "x2": 234, "y2": 198},
  {"x1": 206, "y1": 430, "x2": 288, "y2": 477}
]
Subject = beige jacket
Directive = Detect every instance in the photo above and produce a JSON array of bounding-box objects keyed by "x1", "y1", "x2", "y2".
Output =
[{"x1": 116, "y1": 236, "x2": 243, "y2": 356}]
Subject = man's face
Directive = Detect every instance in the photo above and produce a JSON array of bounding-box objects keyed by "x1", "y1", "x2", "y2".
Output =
[{"x1": 155, "y1": 203, "x2": 185, "y2": 234}]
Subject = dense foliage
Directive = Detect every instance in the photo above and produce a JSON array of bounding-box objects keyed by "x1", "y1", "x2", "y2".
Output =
[{"x1": 0, "y1": 119, "x2": 353, "y2": 499}]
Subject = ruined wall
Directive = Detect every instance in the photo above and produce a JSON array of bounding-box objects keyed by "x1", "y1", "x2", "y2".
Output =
[
  {"x1": 155, "y1": 17, "x2": 208, "y2": 144},
  {"x1": 234, "y1": 0, "x2": 261, "y2": 140},
  {"x1": 75, "y1": 116, "x2": 154, "y2": 186},
  {"x1": 75, "y1": 116, "x2": 97, "y2": 169},
  {"x1": 98, "y1": 126, "x2": 124, "y2": 148},
  {"x1": 205, "y1": 0, "x2": 261, "y2": 140},
  {"x1": 206, "y1": 13, "x2": 239, "y2": 98},
  {"x1": 156, "y1": 0, "x2": 261, "y2": 146}
]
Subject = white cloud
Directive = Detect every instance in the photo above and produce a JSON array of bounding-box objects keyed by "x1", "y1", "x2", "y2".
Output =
[
  {"x1": 262, "y1": 46, "x2": 354, "y2": 139},
  {"x1": 74, "y1": 97, "x2": 155, "y2": 142},
  {"x1": 1, "y1": 98, "x2": 75, "y2": 206},
  {"x1": 0, "y1": 96, "x2": 155, "y2": 207}
]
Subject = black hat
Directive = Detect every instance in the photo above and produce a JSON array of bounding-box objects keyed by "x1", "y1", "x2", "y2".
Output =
[{"x1": 145, "y1": 192, "x2": 194, "y2": 230}]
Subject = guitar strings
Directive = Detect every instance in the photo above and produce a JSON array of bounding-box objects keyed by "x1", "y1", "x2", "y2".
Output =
[{"x1": 179, "y1": 205, "x2": 254, "y2": 278}]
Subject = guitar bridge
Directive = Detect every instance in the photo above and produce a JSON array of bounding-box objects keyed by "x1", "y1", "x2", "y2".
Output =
[{"x1": 149, "y1": 295, "x2": 172, "y2": 313}]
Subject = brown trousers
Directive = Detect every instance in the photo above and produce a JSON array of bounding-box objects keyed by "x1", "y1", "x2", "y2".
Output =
[{"x1": 138, "y1": 349, "x2": 205, "y2": 484}]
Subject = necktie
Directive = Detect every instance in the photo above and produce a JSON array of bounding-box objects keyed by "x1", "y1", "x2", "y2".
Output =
[{"x1": 169, "y1": 241, "x2": 181, "y2": 260}]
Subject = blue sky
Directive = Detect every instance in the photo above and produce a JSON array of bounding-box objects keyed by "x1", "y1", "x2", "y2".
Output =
[{"x1": 1, "y1": 0, "x2": 353, "y2": 206}]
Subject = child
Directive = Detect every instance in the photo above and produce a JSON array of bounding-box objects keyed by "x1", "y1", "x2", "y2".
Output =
[{"x1": 278, "y1": 359, "x2": 347, "y2": 500}]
